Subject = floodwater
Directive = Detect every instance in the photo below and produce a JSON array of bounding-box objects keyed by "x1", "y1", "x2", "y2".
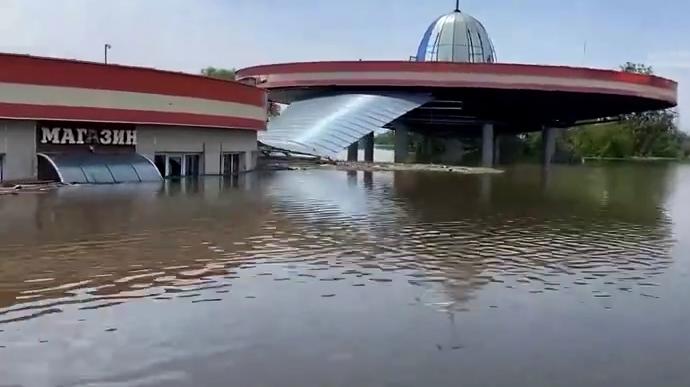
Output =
[{"x1": 1, "y1": 164, "x2": 690, "y2": 387}]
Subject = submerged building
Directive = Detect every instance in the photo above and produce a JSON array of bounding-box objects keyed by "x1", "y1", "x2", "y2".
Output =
[
  {"x1": 0, "y1": 53, "x2": 266, "y2": 183},
  {"x1": 237, "y1": 5, "x2": 677, "y2": 166},
  {"x1": 0, "y1": 5, "x2": 678, "y2": 184}
]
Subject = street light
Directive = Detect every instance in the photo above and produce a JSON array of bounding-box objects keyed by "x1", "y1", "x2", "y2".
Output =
[{"x1": 104, "y1": 43, "x2": 112, "y2": 64}]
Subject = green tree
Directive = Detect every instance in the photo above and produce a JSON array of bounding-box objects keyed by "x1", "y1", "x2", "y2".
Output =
[
  {"x1": 563, "y1": 62, "x2": 683, "y2": 159},
  {"x1": 374, "y1": 131, "x2": 395, "y2": 146},
  {"x1": 619, "y1": 62, "x2": 680, "y2": 157},
  {"x1": 200, "y1": 66, "x2": 236, "y2": 81},
  {"x1": 620, "y1": 62, "x2": 653, "y2": 75}
]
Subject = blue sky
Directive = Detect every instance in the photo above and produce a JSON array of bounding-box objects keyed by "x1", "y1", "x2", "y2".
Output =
[{"x1": 1, "y1": 0, "x2": 688, "y2": 129}]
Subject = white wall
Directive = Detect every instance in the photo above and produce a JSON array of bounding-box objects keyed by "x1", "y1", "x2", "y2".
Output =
[
  {"x1": 136, "y1": 126, "x2": 258, "y2": 174},
  {"x1": 0, "y1": 120, "x2": 36, "y2": 181}
]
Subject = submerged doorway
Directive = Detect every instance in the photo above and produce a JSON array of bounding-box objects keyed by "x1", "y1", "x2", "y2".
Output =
[
  {"x1": 185, "y1": 154, "x2": 200, "y2": 176},
  {"x1": 154, "y1": 153, "x2": 202, "y2": 178},
  {"x1": 222, "y1": 153, "x2": 242, "y2": 176},
  {"x1": 168, "y1": 156, "x2": 182, "y2": 177}
]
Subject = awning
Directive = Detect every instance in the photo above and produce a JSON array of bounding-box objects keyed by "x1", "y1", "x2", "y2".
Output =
[
  {"x1": 38, "y1": 152, "x2": 162, "y2": 184},
  {"x1": 260, "y1": 92, "x2": 431, "y2": 158}
]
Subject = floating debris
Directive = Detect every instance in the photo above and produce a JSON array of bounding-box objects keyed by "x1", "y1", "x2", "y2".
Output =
[{"x1": 327, "y1": 161, "x2": 503, "y2": 175}]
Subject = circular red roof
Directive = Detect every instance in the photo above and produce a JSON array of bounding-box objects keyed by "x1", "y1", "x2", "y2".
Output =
[{"x1": 237, "y1": 61, "x2": 677, "y2": 129}]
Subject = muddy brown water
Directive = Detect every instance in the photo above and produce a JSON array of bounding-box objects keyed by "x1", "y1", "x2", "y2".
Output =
[{"x1": 1, "y1": 164, "x2": 689, "y2": 387}]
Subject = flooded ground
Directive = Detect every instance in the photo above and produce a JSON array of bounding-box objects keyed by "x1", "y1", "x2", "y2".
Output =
[{"x1": 1, "y1": 164, "x2": 689, "y2": 387}]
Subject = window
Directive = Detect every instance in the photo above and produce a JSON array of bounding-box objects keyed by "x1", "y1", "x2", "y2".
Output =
[
  {"x1": 168, "y1": 156, "x2": 182, "y2": 177},
  {"x1": 154, "y1": 153, "x2": 203, "y2": 178}
]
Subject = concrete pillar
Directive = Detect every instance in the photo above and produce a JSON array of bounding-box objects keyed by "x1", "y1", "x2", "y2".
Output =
[
  {"x1": 394, "y1": 126, "x2": 409, "y2": 163},
  {"x1": 542, "y1": 127, "x2": 558, "y2": 166},
  {"x1": 493, "y1": 135, "x2": 501, "y2": 165},
  {"x1": 347, "y1": 141, "x2": 358, "y2": 162},
  {"x1": 481, "y1": 123, "x2": 494, "y2": 168},
  {"x1": 363, "y1": 132, "x2": 374, "y2": 163}
]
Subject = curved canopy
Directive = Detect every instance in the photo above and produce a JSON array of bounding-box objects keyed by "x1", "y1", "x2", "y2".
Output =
[{"x1": 38, "y1": 152, "x2": 162, "y2": 184}]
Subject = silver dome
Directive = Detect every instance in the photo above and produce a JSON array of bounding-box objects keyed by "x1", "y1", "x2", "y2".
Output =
[{"x1": 416, "y1": 8, "x2": 496, "y2": 63}]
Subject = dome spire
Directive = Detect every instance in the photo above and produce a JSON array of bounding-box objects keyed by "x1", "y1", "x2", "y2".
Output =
[{"x1": 454, "y1": 0, "x2": 460, "y2": 12}]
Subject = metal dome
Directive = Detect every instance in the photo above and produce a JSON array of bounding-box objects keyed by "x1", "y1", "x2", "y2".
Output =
[{"x1": 416, "y1": 6, "x2": 496, "y2": 63}]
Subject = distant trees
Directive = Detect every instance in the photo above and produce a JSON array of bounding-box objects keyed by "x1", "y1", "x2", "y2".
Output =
[
  {"x1": 562, "y1": 62, "x2": 684, "y2": 159},
  {"x1": 374, "y1": 131, "x2": 395, "y2": 146},
  {"x1": 200, "y1": 66, "x2": 236, "y2": 81}
]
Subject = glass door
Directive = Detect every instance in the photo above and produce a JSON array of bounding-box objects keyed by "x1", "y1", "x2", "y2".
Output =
[
  {"x1": 185, "y1": 154, "x2": 200, "y2": 176},
  {"x1": 231, "y1": 154, "x2": 240, "y2": 175},
  {"x1": 222, "y1": 153, "x2": 239, "y2": 176},
  {"x1": 168, "y1": 156, "x2": 182, "y2": 177}
]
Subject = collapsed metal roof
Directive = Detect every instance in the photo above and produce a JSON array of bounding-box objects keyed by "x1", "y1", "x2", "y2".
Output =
[{"x1": 259, "y1": 93, "x2": 431, "y2": 158}]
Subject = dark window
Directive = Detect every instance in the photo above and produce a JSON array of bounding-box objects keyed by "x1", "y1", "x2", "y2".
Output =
[
  {"x1": 168, "y1": 156, "x2": 182, "y2": 177},
  {"x1": 154, "y1": 155, "x2": 166, "y2": 176},
  {"x1": 222, "y1": 154, "x2": 233, "y2": 176},
  {"x1": 185, "y1": 154, "x2": 200, "y2": 176}
]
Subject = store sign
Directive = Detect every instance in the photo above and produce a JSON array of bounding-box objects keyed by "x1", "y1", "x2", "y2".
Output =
[{"x1": 39, "y1": 126, "x2": 137, "y2": 146}]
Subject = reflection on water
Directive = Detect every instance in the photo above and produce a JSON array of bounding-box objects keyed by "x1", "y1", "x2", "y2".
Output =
[{"x1": 1, "y1": 165, "x2": 689, "y2": 387}]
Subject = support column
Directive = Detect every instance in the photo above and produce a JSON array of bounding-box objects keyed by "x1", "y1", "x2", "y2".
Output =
[
  {"x1": 347, "y1": 141, "x2": 359, "y2": 162},
  {"x1": 542, "y1": 127, "x2": 558, "y2": 166},
  {"x1": 363, "y1": 132, "x2": 374, "y2": 163},
  {"x1": 493, "y1": 135, "x2": 501, "y2": 165},
  {"x1": 481, "y1": 123, "x2": 494, "y2": 168},
  {"x1": 394, "y1": 126, "x2": 409, "y2": 163}
]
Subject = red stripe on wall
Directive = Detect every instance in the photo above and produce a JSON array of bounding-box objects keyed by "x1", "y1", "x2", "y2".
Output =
[
  {"x1": 0, "y1": 53, "x2": 266, "y2": 107},
  {"x1": 0, "y1": 103, "x2": 266, "y2": 131},
  {"x1": 258, "y1": 78, "x2": 675, "y2": 103},
  {"x1": 237, "y1": 61, "x2": 677, "y2": 90}
]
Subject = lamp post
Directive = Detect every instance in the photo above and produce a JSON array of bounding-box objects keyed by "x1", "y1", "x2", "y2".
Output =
[{"x1": 104, "y1": 43, "x2": 111, "y2": 64}]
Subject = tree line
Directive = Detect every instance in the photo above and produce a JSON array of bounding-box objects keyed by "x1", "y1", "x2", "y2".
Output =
[{"x1": 538, "y1": 63, "x2": 688, "y2": 160}]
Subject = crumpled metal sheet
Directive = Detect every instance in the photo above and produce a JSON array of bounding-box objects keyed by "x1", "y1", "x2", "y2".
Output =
[{"x1": 259, "y1": 93, "x2": 431, "y2": 158}]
